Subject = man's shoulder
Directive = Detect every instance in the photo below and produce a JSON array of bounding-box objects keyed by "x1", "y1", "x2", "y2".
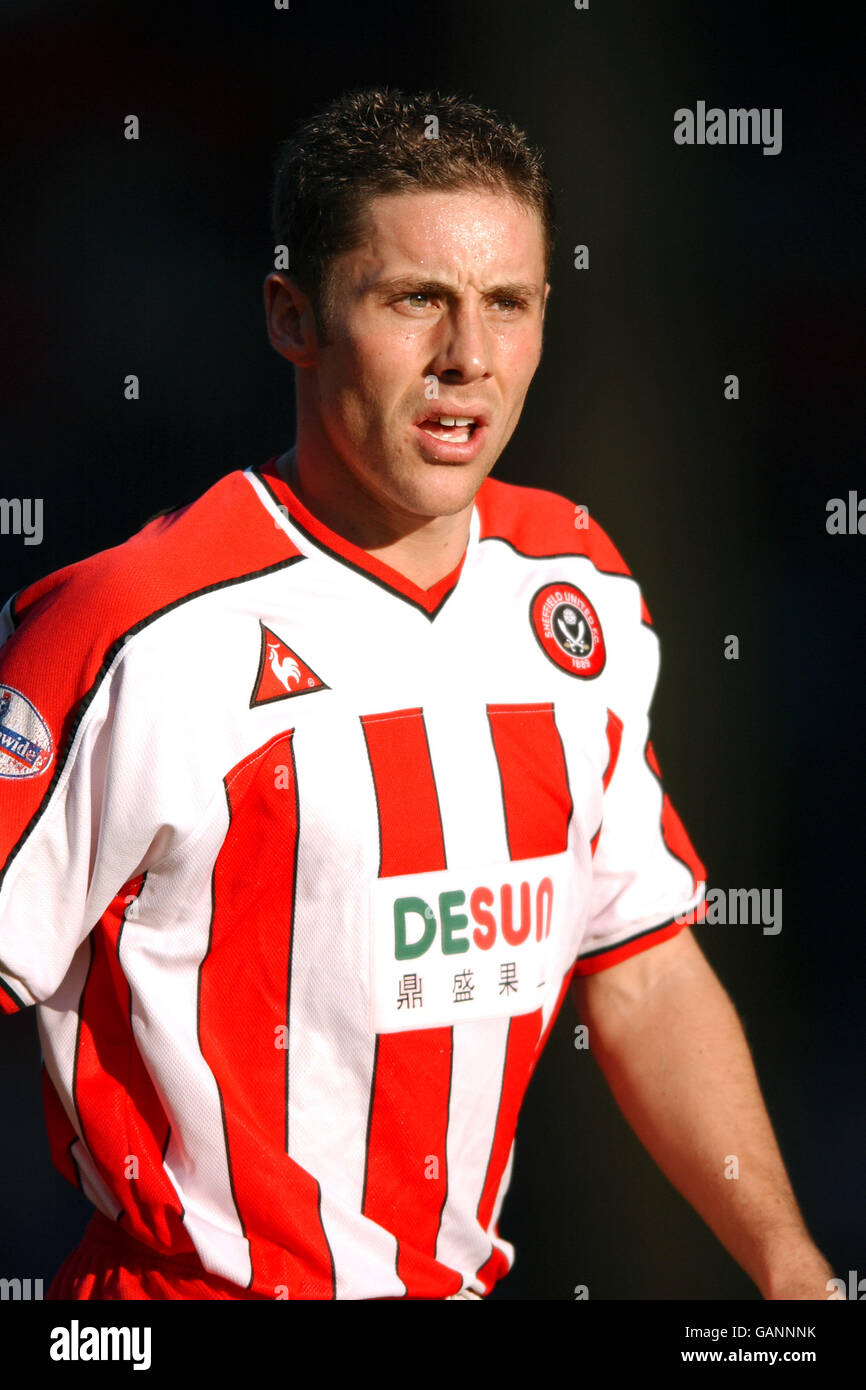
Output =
[
  {"x1": 475, "y1": 475, "x2": 634, "y2": 581},
  {"x1": 3, "y1": 467, "x2": 300, "y2": 669}
]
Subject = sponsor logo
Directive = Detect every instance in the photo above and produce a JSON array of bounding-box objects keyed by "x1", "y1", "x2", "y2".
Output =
[
  {"x1": 0, "y1": 687, "x2": 53, "y2": 779},
  {"x1": 530, "y1": 583, "x2": 605, "y2": 678},
  {"x1": 250, "y1": 621, "x2": 328, "y2": 707},
  {"x1": 392, "y1": 876, "x2": 554, "y2": 960},
  {"x1": 370, "y1": 852, "x2": 577, "y2": 1032}
]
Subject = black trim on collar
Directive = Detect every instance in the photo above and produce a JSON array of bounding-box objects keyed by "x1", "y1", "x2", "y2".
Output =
[{"x1": 253, "y1": 468, "x2": 461, "y2": 623}]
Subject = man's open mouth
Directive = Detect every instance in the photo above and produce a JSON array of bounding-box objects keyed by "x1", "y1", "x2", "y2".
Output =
[{"x1": 416, "y1": 415, "x2": 480, "y2": 444}]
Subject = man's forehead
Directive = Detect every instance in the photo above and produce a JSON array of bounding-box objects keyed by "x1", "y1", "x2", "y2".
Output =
[{"x1": 344, "y1": 187, "x2": 546, "y2": 285}]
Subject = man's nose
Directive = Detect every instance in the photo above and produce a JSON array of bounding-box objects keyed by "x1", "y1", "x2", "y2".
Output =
[{"x1": 428, "y1": 301, "x2": 492, "y2": 383}]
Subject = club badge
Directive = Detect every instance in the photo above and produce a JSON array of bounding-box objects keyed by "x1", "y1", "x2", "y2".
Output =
[{"x1": 530, "y1": 583, "x2": 606, "y2": 678}]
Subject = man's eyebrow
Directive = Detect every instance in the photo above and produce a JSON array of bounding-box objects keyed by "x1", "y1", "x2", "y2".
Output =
[{"x1": 369, "y1": 275, "x2": 542, "y2": 300}]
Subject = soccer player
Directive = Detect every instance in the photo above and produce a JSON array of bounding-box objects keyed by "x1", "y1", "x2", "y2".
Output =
[{"x1": 0, "y1": 88, "x2": 835, "y2": 1300}]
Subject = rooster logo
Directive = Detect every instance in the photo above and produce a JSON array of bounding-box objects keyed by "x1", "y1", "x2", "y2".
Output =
[
  {"x1": 268, "y1": 642, "x2": 301, "y2": 692},
  {"x1": 250, "y1": 622, "x2": 329, "y2": 707}
]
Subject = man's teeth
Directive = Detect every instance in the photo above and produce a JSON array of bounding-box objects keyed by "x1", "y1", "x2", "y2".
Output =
[
  {"x1": 420, "y1": 415, "x2": 478, "y2": 442},
  {"x1": 420, "y1": 415, "x2": 477, "y2": 443}
]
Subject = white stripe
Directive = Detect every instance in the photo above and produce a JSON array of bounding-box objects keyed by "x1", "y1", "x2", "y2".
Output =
[
  {"x1": 435, "y1": 1017, "x2": 511, "y2": 1282},
  {"x1": 119, "y1": 807, "x2": 252, "y2": 1286},
  {"x1": 414, "y1": 698, "x2": 510, "y2": 1282},
  {"x1": 422, "y1": 698, "x2": 509, "y2": 871}
]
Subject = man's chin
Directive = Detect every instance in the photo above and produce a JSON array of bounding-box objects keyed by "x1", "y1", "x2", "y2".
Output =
[{"x1": 384, "y1": 458, "x2": 492, "y2": 522}]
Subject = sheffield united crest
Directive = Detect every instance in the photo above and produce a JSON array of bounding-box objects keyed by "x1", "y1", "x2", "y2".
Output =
[{"x1": 530, "y1": 583, "x2": 606, "y2": 678}]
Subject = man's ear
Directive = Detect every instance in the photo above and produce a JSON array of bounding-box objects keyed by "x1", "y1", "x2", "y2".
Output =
[{"x1": 264, "y1": 273, "x2": 321, "y2": 366}]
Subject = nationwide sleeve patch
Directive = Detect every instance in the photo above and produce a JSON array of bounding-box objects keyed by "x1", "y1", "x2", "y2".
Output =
[{"x1": 0, "y1": 686, "x2": 54, "y2": 778}]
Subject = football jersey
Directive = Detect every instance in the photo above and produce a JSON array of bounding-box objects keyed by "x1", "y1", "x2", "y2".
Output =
[{"x1": 0, "y1": 457, "x2": 706, "y2": 1299}]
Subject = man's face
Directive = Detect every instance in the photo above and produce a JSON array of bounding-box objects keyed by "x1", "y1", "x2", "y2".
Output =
[{"x1": 306, "y1": 187, "x2": 549, "y2": 522}]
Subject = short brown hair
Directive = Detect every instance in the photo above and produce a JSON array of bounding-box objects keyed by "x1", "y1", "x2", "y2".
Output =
[{"x1": 270, "y1": 87, "x2": 556, "y2": 323}]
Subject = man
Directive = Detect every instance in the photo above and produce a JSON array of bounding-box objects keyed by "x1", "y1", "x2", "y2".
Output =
[{"x1": 0, "y1": 88, "x2": 834, "y2": 1300}]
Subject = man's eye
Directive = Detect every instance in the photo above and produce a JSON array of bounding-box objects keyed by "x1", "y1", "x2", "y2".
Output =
[
  {"x1": 493, "y1": 298, "x2": 522, "y2": 313},
  {"x1": 404, "y1": 293, "x2": 433, "y2": 308}
]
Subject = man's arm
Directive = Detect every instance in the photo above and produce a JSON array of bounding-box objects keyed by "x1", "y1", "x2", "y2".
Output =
[{"x1": 572, "y1": 928, "x2": 835, "y2": 1299}]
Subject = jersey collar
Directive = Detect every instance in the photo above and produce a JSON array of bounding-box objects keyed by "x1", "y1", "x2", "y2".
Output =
[{"x1": 253, "y1": 457, "x2": 475, "y2": 619}]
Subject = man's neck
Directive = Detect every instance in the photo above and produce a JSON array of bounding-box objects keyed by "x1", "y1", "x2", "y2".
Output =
[{"x1": 274, "y1": 448, "x2": 474, "y2": 591}]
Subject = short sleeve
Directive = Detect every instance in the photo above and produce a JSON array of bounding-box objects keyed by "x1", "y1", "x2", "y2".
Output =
[
  {"x1": 574, "y1": 601, "x2": 706, "y2": 977},
  {"x1": 0, "y1": 592, "x2": 165, "y2": 1014}
]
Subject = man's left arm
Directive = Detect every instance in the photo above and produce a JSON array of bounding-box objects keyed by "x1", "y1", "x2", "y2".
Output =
[{"x1": 572, "y1": 927, "x2": 835, "y2": 1299}]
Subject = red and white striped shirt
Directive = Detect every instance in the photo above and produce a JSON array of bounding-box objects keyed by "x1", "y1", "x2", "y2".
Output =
[{"x1": 0, "y1": 458, "x2": 705, "y2": 1298}]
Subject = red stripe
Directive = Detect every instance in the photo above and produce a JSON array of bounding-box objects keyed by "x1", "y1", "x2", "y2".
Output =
[
  {"x1": 475, "y1": 706, "x2": 574, "y2": 1273},
  {"x1": 200, "y1": 730, "x2": 334, "y2": 1298},
  {"x1": 361, "y1": 709, "x2": 446, "y2": 876},
  {"x1": 487, "y1": 703, "x2": 572, "y2": 859},
  {"x1": 73, "y1": 877, "x2": 192, "y2": 1251},
  {"x1": 361, "y1": 709, "x2": 458, "y2": 1298}
]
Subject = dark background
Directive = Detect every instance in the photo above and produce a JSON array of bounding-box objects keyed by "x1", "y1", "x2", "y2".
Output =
[{"x1": 1, "y1": 0, "x2": 862, "y2": 1299}]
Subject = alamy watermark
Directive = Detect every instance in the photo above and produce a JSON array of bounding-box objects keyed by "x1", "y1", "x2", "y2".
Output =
[
  {"x1": 826, "y1": 492, "x2": 866, "y2": 534},
  {"x1": 0, "y1": 1275, "x2": 43, "y2": 1299},
  {"x1": 676, "y1": 888, "x2": 782, "y2": 935},
  {"x1": 50, "y1": 1321, "x2": 152, "y2": 1371},
  {"x1": 674, "y1": 102, "x2": 782, "y2": 156},
  {"x1": 0, "y1": 498, "x2": 43, "y2": 546},
  {"x1": 827, "y1": 1270, "x2": 864, "y2": 1300}
]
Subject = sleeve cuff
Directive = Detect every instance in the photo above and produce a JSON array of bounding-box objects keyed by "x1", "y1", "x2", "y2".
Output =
[
  {"x1": 0, "y1": 971, "x2": 35, "y2": 1013},
  {"x1": 572, "y1": 913, "x2": 689, "y2": 976}
]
